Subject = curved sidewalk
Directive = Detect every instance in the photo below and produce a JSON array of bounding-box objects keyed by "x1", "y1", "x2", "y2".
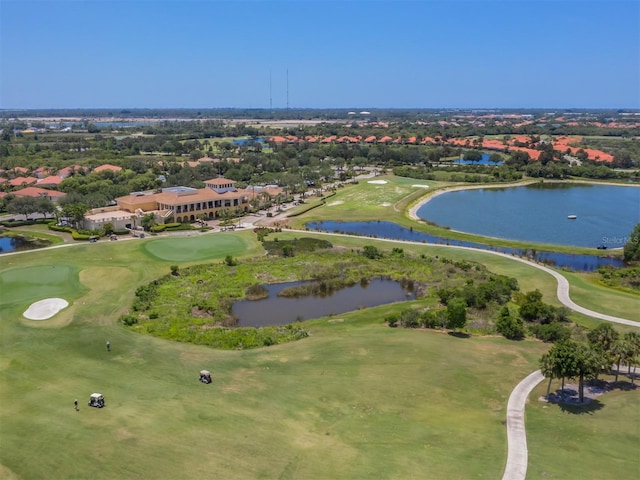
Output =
[
  {"x1": 294, "y1": 230, "x2": 640, "y2": 328},
  {"x1": 501, "y1": 370, "x2": 545, "y2": 480}
]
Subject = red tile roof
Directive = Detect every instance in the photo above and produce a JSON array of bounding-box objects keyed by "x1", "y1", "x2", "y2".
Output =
[
  {"x1": 13, "y1": 186, "x2": 66, "y2": 199},
  {"x1": 9, "y1": 176, "x2": 38, "y2": 187},
  {"x1": 94, "y1": 164, "x2": 122, "y2": 172},
  {"x1": 37, "y1": 175, "x2": 64, "y2": 186}
]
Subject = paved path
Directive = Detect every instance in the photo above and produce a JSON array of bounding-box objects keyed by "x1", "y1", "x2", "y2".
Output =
[
  {"x1": 281, "y1": 229, "x2": 640, "y2": 328},
  {"x1": 501, "y1": 370, "x2": 545, "y2": 480}
]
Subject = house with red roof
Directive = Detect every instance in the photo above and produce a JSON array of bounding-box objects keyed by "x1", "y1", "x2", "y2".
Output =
[
  {"x1": 10, "y1": 166, "x2": 29, "y2": 175},
  {"x1": 509, "y1": 147, "x2": 541, "y2": 161},
  {"x1": 33, "y1": 166, "x2": 51, "y2": 179},
  {"x1": 364, "y1": 136, "x2": 377, "y2": 144},
  {"x1": 94, "y1": 164, "x2": 122, "y2": 173},
  {"x1": 37, "y1": 176, "x2": 64, "y2": 187},
  {"x1": 9, "y1": 176, "x2": 38, "y2": 187},
  {"x1": 13, "y1": 186, "x2": 67, "y2": 202},
  {"x1": 57, "y1": 165, "x2": 87, "y2": 178},
  {"x1": 378, "y1": 136, "x2": 393, "y2": 143}
]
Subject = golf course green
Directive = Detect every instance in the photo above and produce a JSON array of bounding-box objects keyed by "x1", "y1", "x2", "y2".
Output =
[{"x1": 1, "y1": 178, "x2": 638, "y2": 479}]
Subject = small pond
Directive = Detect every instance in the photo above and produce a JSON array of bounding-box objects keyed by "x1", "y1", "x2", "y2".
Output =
[
  {"x1": 232, "y1": 278, "x2": 416, "y2": 327},
  {"x1": 0, "y1": 235, "x2": 50, "y2": 254},
  {"x1": 306, "y1": 221, "x2": 625, "y2": 271},
  {"x1": 453, "y1": 153, "x2": 503, "y2": 165}
]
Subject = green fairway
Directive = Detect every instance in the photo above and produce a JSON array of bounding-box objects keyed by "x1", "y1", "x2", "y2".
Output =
[
  {"x1": 142, "y1": 233, "x2": 253, "y2": 262},
  {"x1": 1, "y1": 177, "x2": 639, "y2": 479},
  {"x1": 0, "y1": 264, "x2": 82, "y2": 307}
]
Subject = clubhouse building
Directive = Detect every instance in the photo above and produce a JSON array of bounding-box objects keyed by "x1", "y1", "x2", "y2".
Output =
[{"x1": 83, "y1": 177, "x2": 282, "y2": 230}]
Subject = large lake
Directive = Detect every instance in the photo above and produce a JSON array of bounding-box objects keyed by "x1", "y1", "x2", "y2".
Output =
[{"x1": 416, "y1": 183, "x2": 640, "y2": 248}]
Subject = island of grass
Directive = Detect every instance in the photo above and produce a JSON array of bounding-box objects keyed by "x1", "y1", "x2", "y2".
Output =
[{"x1": 122, "y1": 236, "x2": 530, "y2": 349}]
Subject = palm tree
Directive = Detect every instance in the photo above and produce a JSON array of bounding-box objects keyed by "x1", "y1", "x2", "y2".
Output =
[{"x1": 623, "y1": 332, "x2": 640, "y2": 384}]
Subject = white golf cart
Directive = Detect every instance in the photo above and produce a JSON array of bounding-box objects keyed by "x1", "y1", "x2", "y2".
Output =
[
  {"x1": 88, "y1": 393, "x2": 105, "y2": 408},
  {"x1": 199, "y1": 370, "x2": 212, "y2": 384}
]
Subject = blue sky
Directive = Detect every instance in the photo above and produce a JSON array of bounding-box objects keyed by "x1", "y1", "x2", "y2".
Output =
[{"x1": 1, "y1": 0, "x2": 638, "y2": 109}]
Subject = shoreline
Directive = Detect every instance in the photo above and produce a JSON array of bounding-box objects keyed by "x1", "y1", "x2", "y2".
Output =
[
  {"x1": 407, "y1": 180, "x2": 538, "y2": 221},
  {"x1": 408, "y1": 178, "x2": 640, "y2": 222}
]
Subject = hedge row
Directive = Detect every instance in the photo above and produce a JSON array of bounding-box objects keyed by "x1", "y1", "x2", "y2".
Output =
[
  {"x1": 0, "y1": 218, "x2": 51, "y2": 227},
  {"x1": 151, "y1": 222, "x2": 195, "y2": 232}
]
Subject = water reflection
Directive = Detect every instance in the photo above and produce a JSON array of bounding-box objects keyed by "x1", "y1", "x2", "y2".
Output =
[
  {"x1": 306, "y1": 221, "x2": 625, "y2": 272},
  {"x1": 233, "y1": 278, "x2": 416, "y2": 327}
]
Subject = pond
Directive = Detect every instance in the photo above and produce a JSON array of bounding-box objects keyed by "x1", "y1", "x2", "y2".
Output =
[
  {"x1": 0, "y1": 235, "x2": 50, "y2": 254},
  {"x1": 232, "y1": 278, "x2": 416, "y2": 327},
  {"x1": 416, "y1": 183, "x2": 640, "y2": 248},
  {"x1": 306, "y1": 221, "x2": 626, "y2": 271},
  {"x1": 453, "y1": 153, "x2": 503, "y2": 165}
]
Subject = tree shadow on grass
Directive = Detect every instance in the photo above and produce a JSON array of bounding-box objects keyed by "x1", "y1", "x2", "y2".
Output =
[
  {"x1": 447, "y1": 331, "x2": 471, "y2": 339},
  {"x1": 558, "y1": 399, "x2": 604, "y2": 415}
]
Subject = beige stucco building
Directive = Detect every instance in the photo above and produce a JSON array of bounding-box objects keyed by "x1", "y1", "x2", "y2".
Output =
[{"x1": 95, "y1": 178, "x2": 283, "y2": 228}]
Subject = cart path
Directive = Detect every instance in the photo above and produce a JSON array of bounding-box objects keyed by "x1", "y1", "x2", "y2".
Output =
[
  {"x1": 501, "y1": 370, "x2": 545, "y2": 480},
  {"x1": 284, "y1": 230, "x2": 640, "y2": 328}
]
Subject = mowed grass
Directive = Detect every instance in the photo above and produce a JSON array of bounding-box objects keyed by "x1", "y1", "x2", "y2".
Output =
[
  {"x1": 1, "y1": 278, "x2": 550, "y2": 479},
  {"x1": 1, "y1": 209, "x2": 639, "y2": 478},
  {"x1": 299, "y1": 176, "x2": 445, "y2": 224},
  {"x1": 526, "y1": 380, "x2": 640, "y2": 480}
]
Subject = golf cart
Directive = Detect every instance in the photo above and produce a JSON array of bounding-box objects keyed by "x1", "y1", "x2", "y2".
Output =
[
  {"x1": 199, "y1": 370, "x2": 212, "y2": 384},
  {"x1": 88, "y1": 393, "x2": 105, "y2": 408}
]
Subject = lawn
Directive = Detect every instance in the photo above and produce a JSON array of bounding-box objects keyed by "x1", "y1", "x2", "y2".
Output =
[{"x1": 0, "y1": 178, "x2": 638, "y2": 479}]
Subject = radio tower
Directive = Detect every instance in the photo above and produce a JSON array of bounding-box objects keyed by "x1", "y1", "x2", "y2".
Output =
[{"x1": 269, "y1": 69, "x2": 272, "y2": 111}]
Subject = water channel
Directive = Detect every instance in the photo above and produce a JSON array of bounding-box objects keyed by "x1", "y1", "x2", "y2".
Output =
[{"x1": 306, "y1": 221, "x2": 626, "y2": 271}]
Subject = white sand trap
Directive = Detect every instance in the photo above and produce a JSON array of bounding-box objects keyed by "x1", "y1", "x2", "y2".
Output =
[
  {"x1": 327, "y1": 200, "x2": 344, "y2": 206},
  {"x1": 367, "y1": 180, "x2": 388, "y2": 184},
  {"x1": 412, "y1": 184, "x2": 430, "y2": 188},
  {"x1": 381, "y1": 202, "x2": 391, "y2": 207},
  {"x1": 24, "y1": 298, "x2": 69, "y2": 320}
]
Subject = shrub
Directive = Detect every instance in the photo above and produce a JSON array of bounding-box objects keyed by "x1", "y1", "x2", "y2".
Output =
[
  {"x1": 71, "y1": 231, "x2": 92, "y2": 241},
  {"x1": 120, "y1": 314, "x2": 138, "y2": 326},
  {"x1": 224, "y1": 255, "x2": 237, "y2": 266},
  {"x1": 530, "y1": 322, "x2": 571, "y2": 343},
  {"x1": 421, "y1": 308, "x2": 446, "y2": 328},
  {"x1": 495, "y1": 306, "x2": 525, "y2": 339}
]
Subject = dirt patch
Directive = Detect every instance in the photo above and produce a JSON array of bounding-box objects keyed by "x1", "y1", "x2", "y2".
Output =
[{"x1": 191, "y1": 306, "x2": 212, "y2": 318}]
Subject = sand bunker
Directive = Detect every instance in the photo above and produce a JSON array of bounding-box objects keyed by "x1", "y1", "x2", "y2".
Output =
[
  {"x1": 24, "y1": 298, "x2": 69, "y2": 320},
  {"x1": 327, "y1": 200, "x2": 344, "y2": 206},
  {"x1": 412, "y1": 184, "x2": 430, "y2": 188},
  {"x1": 367, "y1": 180, "x2": 388, "y2": 184}
]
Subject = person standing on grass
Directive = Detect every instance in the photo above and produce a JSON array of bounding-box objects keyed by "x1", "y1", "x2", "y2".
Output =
[
  {"x1": 74, "y1": 399, "x2": 78, "y2": 411},
  {"x1": 106, "y1": 340, "x2": 110, "y2": 352}
]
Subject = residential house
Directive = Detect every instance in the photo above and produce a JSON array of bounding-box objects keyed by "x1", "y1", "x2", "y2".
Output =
[
  {"x1": 37, "y1": 176, "x2": 64, "y2": 188},
  {"x1": 94, "y1": 164, "x2": 122, "y2": 173},
  {"x1": 9, "y1": 176, "x2": 38, "y2": 187},
  {"x1": 13, "y1": 186, "x2": 67, "y2": 202}
]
